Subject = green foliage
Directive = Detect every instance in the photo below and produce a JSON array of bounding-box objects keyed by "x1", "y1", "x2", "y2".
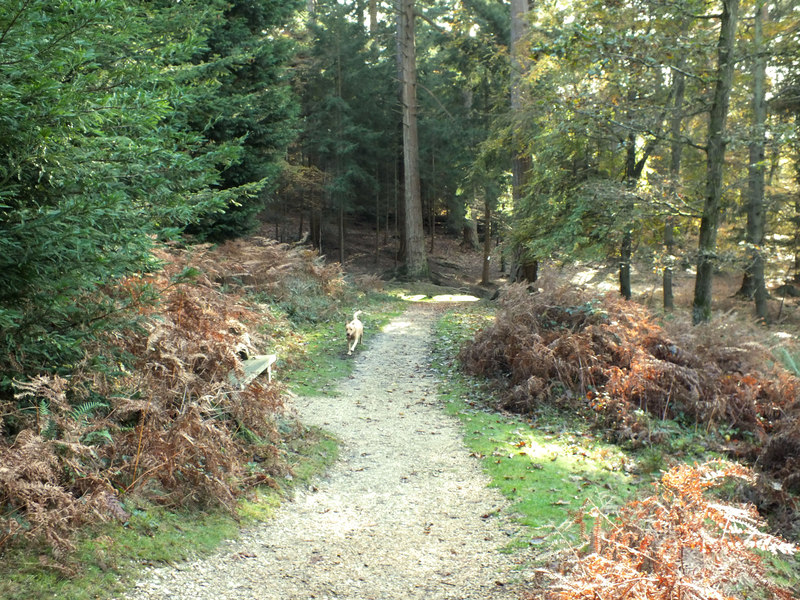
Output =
[
  {"x1": 498, "y1": 0, "x2": 722, "y2": 269},
  {"x1": 775, "y1": 346, "x2": 800, "y2": 377},
  {"x1": 0, "y1": 0, "x2": 301, "y2": 386},
  {"x1": 296, "y1": 1, "x2": 395, "y2": 221},
  {"x1": 186, "y1": 0, "x2": 303, "y2": 241},
  {"x1": 420, "y1": 0, "x2": 512, "y2": 235}
]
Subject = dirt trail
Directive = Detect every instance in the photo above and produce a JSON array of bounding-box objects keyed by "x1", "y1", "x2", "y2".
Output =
[{"x1": 123, "y1": 302, "x2": 525, "y2": 600}]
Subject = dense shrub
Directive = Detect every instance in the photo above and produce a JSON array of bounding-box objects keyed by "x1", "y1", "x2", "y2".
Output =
[
  {"x1": 0, "y1": 239, "x2": 344, "y2": 552},
  {"x1": 460, "y1": 283, "x2": 800, "y2": 473}
]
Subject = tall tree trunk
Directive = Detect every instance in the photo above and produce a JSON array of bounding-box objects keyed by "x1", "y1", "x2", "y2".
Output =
[
  {"x1": 692, "y1": 0, "x2": 740, "y2": 324},
  {"x1": 664, "y1": 67, "x2": 686, "y2": 311},
  {"x1": 619, "y1": 133, "x2": 637, "y2": 300},
  {"x1": 338, "y1": 200, "x2": 345, "y2": 265},
  {"x1": 368, "y1": 0, "x2": 378, "y2": 35},
  {"x1": 335, "y1": 28, "x2": 344, "y2": 265},
  {"x1": 663, "y1": 220, "x2": 675, "y2": 309},
  {"x1": 510, "y1": 0, "x2": 536, "y2": 283},
  {"x1": 375, "y1": 175, "x2": 380, "y2": 264},
  {"x1": 794, "y1": 195, "x2": 800, "y2": 282},
  {"x1": 738, "y1": 0, "x2": 768, "y2": 320},
  {"x1": 428, "y1": 148, "x2": 436, "y2": 254},
  {"x1": 619, "y1": 230, "x2": 632, "y2": 300},
  {"x1": 482, "y1": 194, "x2": 492, "y2": 286},
  {"x1": 462, "y1": 220, "x2": 479, "y2": 250},
  {"x1": 398, "y1": 0, "x2": 427, "y2": 278}
]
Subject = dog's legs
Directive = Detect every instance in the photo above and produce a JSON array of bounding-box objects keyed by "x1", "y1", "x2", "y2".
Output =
[{"x1": 347, "y1": 332, "x2": 361, "y2": 355}]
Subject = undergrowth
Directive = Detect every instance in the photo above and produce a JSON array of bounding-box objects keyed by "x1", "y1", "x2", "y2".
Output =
[
  {"x1": 432, "y1": 301, "x2": 800, "y2": 597},
  {"x1": 0, "y1": 423, "x2": 338, "y2": 600},
  {"x1": 430, "y1": 306, "x2": 647, "y2": 549},
  {"x1": 459, "y1": 282, "x2": 800, "y2": 510},
  {"x1": 0, "y1": 236, "x2": 396, "y2": 598},
  {"x1": 531, "y1": 462, "x2": 799, "y2": 600}
]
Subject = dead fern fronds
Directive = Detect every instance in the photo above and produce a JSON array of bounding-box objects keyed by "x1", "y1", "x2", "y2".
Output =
[
  {"x1": 543, "y1": 461, "x2": 798, "y2": 600},
  {"x1": 0, "y1": 238, "x2": 302, "y2": 553},
  {"x1": 460, "y1": 283, "x2": 800, "y2": 452},
  {"x1": 0, "y1": 430, "x2": 104, "y2": 553},
  {"x1": 353, "y1": 273, "x2": 385, "y2": 292}
]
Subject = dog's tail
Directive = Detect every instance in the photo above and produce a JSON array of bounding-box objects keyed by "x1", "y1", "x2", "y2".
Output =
[{"x1": 353, "y1": 310, "x2": 363, "y2": 320}]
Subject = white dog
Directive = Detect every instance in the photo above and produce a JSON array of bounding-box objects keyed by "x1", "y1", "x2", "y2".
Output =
[{"x1": 346, "y1": 310, "x2": 364, "y2": 355}]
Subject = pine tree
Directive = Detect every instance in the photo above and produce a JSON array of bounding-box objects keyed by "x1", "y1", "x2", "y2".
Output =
[
  {"x1": 0, "y1": 0, "x2": 265, "y2": 382},
  {"x1": 185, "y1": 0, "x2": 303, "y2": 241}
]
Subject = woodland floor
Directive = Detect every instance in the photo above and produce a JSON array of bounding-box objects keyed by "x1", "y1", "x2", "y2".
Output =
[
  {"x1": 118, "y1": 218, "x2": 800, "y2": 599},
  {"x1": 121, "y1": 301, "x2": 531, "y2": 600}
]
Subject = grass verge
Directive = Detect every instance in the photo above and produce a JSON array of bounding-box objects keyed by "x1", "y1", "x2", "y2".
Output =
[
  {"x1": 429, "y1": 303, "x2": 712, "y2": 552},
  {"x1": 279, "y1": 291, "x2": 405, "y2": 396},
  {"x1": 0, "y1": 422, "x2": 338, "y2": 600},
  {"x1": 0, "y1": 291, "x2": 407, "y2": 600},
  {"x1": 431, "y1": 302, "x2": 800, "y2": 592}
]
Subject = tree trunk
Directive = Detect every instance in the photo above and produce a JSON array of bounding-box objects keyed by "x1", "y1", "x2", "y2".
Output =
[
  {"x1": 620, "y1": 230, "x2": 632, "y2": 300},
  {"x1": 663, "y1": 219, "x2": 675, "y2": 310},
  {"x1": 311, "y1": 210, "x2": 322, "y2": 251},
  {"x1": 368, "y1": 0, "x2": 378, "y2": 34},
  {"x1": 461, "y1": 219, "x2": 479, "y2": 250},
  {"x1": 481, "y1": 195, "x2": 492, "y2": 286},
  {"x1": 692, "y1": 0, "x2": 740, "y2": 324},
  {"x1": 338, "y1": 199, "x2": 345, "y2": 265},
  {"x1": 737, "y1": 0, "x2": 768, "y2": 320},
  {"x1": 619, "y1": 133, "x2": 636, "y2": 300},
  {"x1": 664, "y1": 67, "x2": 686, "y2": 311},
  {"x1": 375, "y1": 178, "x2": 380, "y2": 264},
  {"x1": 398, "y1": 0, "x2": 427, "y2": 278},
  {"x1": 519, "y1": 259, "x2": 538, "y2": 283},
  {"x1": 298, "y1": 211, "x2": 304, "y2": 242},
  {"x1": 794, "y1": 197, "x2": 800, "y2": 283},
  {"x1": 510, "y1": 0, "x2": 536, "y2": 283},
  {"x1": 429, "y1": 195, "x2": 436, "y2": 253}
]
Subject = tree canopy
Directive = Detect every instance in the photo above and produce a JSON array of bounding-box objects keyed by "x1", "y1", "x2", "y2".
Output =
[{"x1": 3, "y1": 0, "x2": 800, "y2": 383}]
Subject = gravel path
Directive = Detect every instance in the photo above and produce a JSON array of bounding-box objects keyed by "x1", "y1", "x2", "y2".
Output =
[{"x1": 123, "y1": 302, "x2": 525, "y2": 600}]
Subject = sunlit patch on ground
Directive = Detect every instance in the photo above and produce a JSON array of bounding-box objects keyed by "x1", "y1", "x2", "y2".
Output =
[
  {"x1": 571, "y1": 268, "x2": 599, "y2": 286},
  {"x1": 432, "y1": 294, "x2": 480, "y2": 302},
  {"x1": 400, "y1": 293, "x2": 480, "y2": 302},
  {"x1": 383, "y1": 320, "x2": 413, "y2": 333}
]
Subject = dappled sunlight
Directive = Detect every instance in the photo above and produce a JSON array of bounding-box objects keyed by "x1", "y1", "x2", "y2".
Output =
[
  {"x1": 571, "y1": 267, "x2": 600, "y2": 286},
  {"x1": 503, "y1": 433, "x2": 630, "y2": 481},
  {"x1": 401, "y1": 294, "x2": 428, "y2": 302},
  {"x1": 570, "y1": 267, "x2": 617, "y2": 293},
  {"x1": 400, "y1": 293, "x2": 480, "y2": 302},
  {"x1": 383, "y1": 319, "x2": 414, "y2": 333},
  {"x1": 431, "y1": 294, "x2": 480, "y2": 302}
]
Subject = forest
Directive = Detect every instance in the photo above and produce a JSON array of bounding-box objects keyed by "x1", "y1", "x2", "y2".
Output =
[{"x1": 2, "y1": 0, "x2": 800, "y2": 597}]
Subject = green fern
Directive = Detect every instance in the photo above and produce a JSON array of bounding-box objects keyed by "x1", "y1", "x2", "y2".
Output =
[
  {"x1": 41, "y1": 419, "x2": 58, "y2": 440},
  {"x1": 37, "y1": 399, "x2": 51, "y2": 418},
  {"x1": 69, "y1": 401, "x2": 109, "y2": 423},
  {"x1": 774, "y1": 347, "x2": 800, "y2": 377},
  {"x1": 81, "y1": 429, "x2": 114, "y2": 446}
]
